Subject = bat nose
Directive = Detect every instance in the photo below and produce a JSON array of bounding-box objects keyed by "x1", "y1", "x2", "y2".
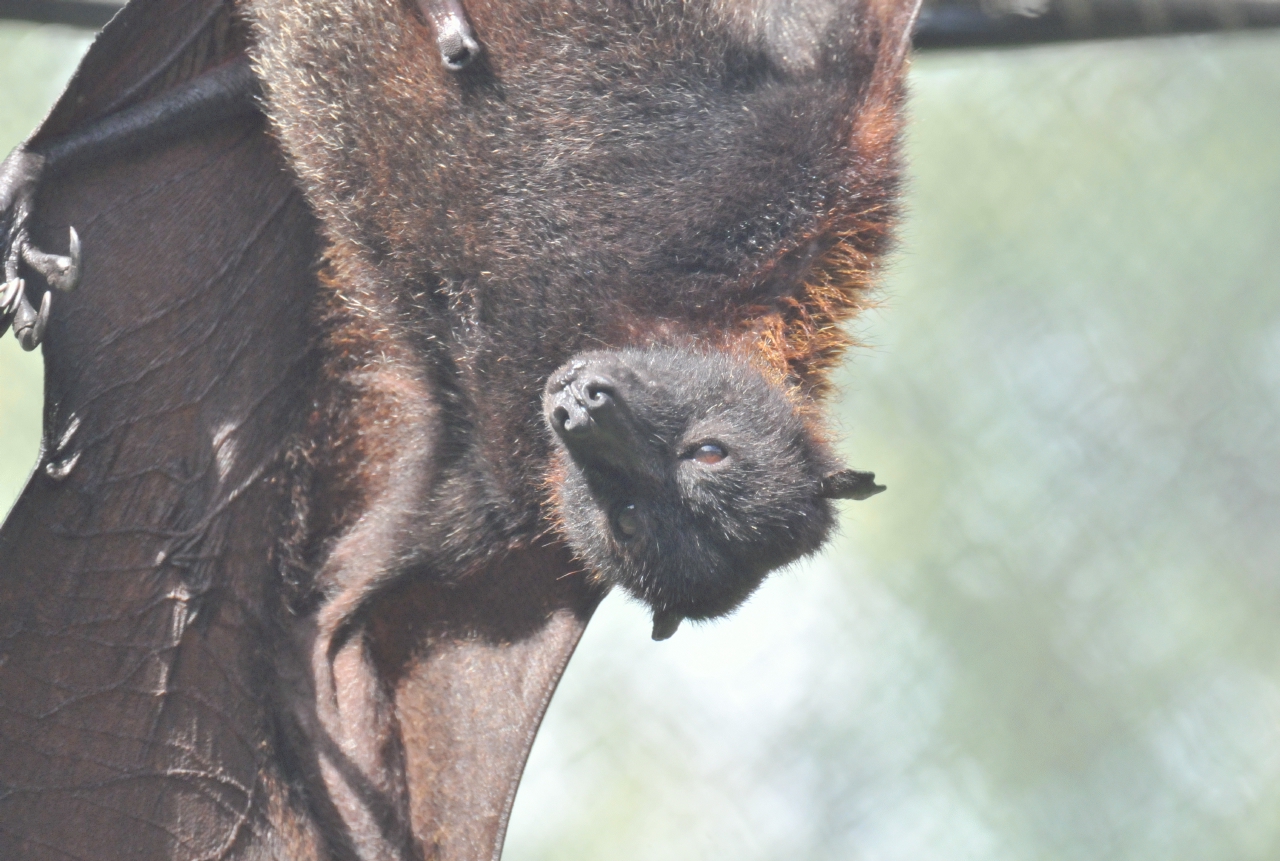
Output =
[{"x1": 549, "y1": 375, "x2": 617, "y2": 436}]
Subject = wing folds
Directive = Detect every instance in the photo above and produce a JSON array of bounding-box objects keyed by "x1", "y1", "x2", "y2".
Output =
[
  {"x1": 0, "y1": 2, "x2": 600, "y2": 858},
  {"x1": 0, "y1": 0, "x2": 325, "y2": 856}
]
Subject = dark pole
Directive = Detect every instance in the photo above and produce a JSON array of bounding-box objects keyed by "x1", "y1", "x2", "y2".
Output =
[
  {"x1": 0, "y1": 0, "x2": 1277, "y2": 48},
  {"x1": 914, "y1": 0, "x2": 1280, "y2": 48},
  {"x1": 0, "y1": 0, "x2": 120, "y2": 28}
]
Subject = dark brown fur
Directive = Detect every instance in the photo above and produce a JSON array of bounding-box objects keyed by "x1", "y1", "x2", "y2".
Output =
[
  {"x1": 236, "y1": 0, "x2": 916, "y2": 854},
  {"x1": 246, "y1": 0, "x2": 912, "y2": 591}
]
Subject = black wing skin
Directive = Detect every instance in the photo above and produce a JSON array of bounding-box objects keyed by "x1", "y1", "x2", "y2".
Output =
[
  {"x1": 0, "y1": 0, "x2": 328, "y2": 855},
  {"x1": 0, "y1": 2, "x2": 603, "y2": 857}
]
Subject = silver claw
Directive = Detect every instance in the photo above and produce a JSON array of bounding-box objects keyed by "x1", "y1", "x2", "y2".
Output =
[
  {"x1": 13, "y1": 286, "x2": 50, "y2": 351},
  {"x1": 1, "y1": 277, "x2": 23, "y2": 333},
  {"x1": 438, "y1": 18, "x2": 480, "y2": 70},
  {"x1": 417, "y1": 0, "x2": 480, "y2": 70},
  {"x1": 55, "y1": 414, "x2": 81, "y2": 453},
  {"x1": 1, "y1": 277, "x2": 20, "y2": 316},
  {"x1": 4, "y1": 237, "x2": 19, "y2": 284},
  {"x1": 45, "y1": 450, "x2": 80, "y2": 481},
  {"x1": 21, "y1": 227, "x2": 82, "y2": 292},
  {"x1": 64, "y1": 226, "x2": 81, "y2": 291}
]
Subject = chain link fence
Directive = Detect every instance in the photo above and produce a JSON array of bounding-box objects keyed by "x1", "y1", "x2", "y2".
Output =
[{"x1": 1, "y1": 17, "x2": 1278, "y2": 861}]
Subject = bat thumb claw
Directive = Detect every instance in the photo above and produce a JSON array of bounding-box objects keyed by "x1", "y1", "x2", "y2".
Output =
[
  {"x1": 418, "y1": 0, "x2": 480, "y2": 70},
  {"x1": 1, "y1": 277, "x2": 20, "y2": 316},
  {"x1": 63, "y1": 227, "x2": 82, "y2": 291},
  {"x1": 13, "y1": 281, "x2": 50, "y2": 347},
  {"x1": 21, "y1": 228, "x2": 81, "y2": 292},
  {"x1": 437, "y1": 20, "x2": 480, "y2": 70},
  {"x1": 13, "y1": 285, "x2": 50, "y2": 351}
]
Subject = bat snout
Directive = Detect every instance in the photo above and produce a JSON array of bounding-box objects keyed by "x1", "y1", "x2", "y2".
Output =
[{"x1": 547, "y1": 374, "x2": 619, "y2": 438}]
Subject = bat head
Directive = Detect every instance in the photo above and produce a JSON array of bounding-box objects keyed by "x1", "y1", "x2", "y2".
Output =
[{"x1": 544, "y1": 347, "x2": 882, "y2": 639}]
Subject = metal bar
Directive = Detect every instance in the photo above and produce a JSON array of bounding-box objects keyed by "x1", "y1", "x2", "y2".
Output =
[
  {"x1": 914, "y1": 0, "x2": 1280, "y2": 47},
  {"x1": 0, "y1": 0, "x2": 120, "y2": 28},
  {"x1": 0, "y1": 0, "x2": 1277, "y2": 48}
]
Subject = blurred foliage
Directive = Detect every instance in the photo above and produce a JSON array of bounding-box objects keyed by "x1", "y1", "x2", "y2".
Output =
[
  {"x1": 2, "y1": 19, "x2": 1279, "y2": 861},
  {"x1": 0, "y1": 22, "x2": 91, "y2": 516}
]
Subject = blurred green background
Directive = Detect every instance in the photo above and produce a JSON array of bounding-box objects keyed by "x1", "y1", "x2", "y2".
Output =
[{"x1": 2, "y1": 21, "x2": 1278, "y2": 861}]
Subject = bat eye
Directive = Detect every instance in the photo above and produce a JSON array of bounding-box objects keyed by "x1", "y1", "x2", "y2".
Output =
[
  {"x1": 614, "y1": 503, "x2": 641, "y2": 539},
  {"x1": 687, "y1": 442, "x2": 727, "y2": 465}
]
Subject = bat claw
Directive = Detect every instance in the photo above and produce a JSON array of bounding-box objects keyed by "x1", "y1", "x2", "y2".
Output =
[
  {"x1": 1, "y1": 277, "x2": 20, "y2": 316},
  {"x1": 4, "y1": 146, "x2": 76, "y2": 345},
  {"x1": 66, "y1": 226, "x2": 82, "y2": 290},
  {"x1": 0, "y1": 279, "x2": 19, "y2": 334},
  {"x1": 21, "y1": 226, "x2": 82, "y2": 292},
  {"x1": 417, "y1": 0, "x2": 480, "y2": 70},
  {"x1": 13, "y1": 284, "x2": 50, "y2": 351}
]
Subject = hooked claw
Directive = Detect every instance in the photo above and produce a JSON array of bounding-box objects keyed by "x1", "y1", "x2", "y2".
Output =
[
  {"x1": 1, "y1": 277, "x2": 20, "y2": 317},
  {"x1": 2, "y1": 228, "x2": 78, "y2": 349},
  {"x1": 0, "y1": 277, "x2": 19, "y2": 334},
  {"x1": 417, "y1": 0, "x2": 481, "y2": 70},
  {"x1": 21, "y1": 226, "x2": 81, "y2": 292},
  {"x1": 13, "y1": 283, "x2": 51, "y2": 351},
  {"x1": 3, "y1": 146, "x2": 81, "y2": 347}
]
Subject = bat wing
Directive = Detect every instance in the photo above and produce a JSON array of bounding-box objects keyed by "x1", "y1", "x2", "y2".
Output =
[
  {"x1": 0, "y1": 0, "x2": 324, "y2": 855},
  {"x1": 0, "y1": 1, "x2": 597, "y2": 857}
]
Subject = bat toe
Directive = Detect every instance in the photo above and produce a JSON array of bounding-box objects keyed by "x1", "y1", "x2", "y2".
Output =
[{"x1": 2, "y1": 148, "x2": 81, "y2": 347}]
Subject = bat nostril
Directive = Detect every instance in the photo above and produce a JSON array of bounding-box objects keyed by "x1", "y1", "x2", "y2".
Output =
[
  {"x1": 550, "y1": 392, "x2": 595, "y2": 435},
  {"x1": 581, "y1": 378, "x2": 616, "y2": 411}
]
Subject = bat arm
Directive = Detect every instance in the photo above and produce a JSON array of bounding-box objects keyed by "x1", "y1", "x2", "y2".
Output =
[
  {"x1": 36, "y1": 58, "x2": 261, "y2": 170},
  {"x1": 1, "y1": 58, "x2": 262, "y2": 350}
]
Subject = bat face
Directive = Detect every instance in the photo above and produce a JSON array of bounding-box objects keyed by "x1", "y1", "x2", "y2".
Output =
[{"x1": 544, "y1": 348, "x2": 840, "y2": 638}]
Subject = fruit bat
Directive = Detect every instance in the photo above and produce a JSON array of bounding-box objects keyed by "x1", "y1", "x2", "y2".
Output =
[{"x1": 0, "y1": 0, "x2": 917, "y2": 857}]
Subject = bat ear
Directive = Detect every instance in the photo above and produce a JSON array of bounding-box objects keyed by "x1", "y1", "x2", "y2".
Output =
[
  {"x1": 651, "y1": 610, "x2": 682, "y2": 641},
  {"x1": 819, "y1": 469, "x2": 886, "y2": 501}
]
